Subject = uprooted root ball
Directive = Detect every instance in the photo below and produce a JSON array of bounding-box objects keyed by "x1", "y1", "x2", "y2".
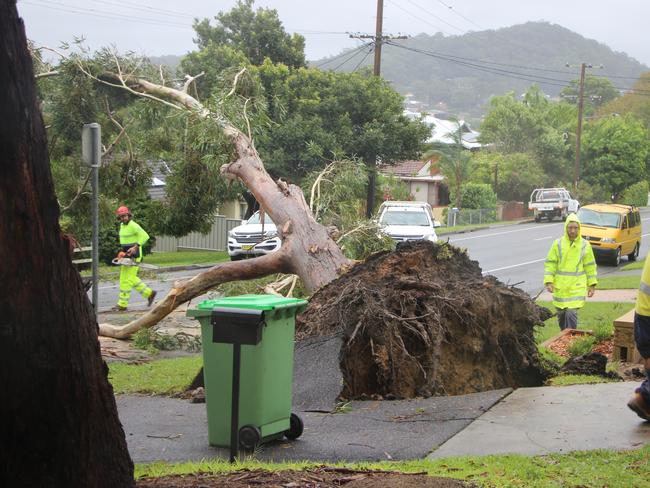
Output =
[{"x1": 297, "y1": 241, "x2": 552, "y2": 399}]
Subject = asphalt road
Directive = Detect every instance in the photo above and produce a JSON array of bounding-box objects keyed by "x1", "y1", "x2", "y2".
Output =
[
  {"x1": 93, "y1": 208, "x2": 650, "y2": 310},
  {"x1": 447, "y1": 207, "x2": 650, "y2": 294}
]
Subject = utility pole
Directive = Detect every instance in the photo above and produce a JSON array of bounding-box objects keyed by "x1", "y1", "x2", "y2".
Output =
[
  {"x1": 351, "y1": 0, "x2": 408, "y2": 217},
  {"x1": 567, "y1": 62, "x2": 603, "y2": 194},
  {"x1": 373, "y1": 0, "x2": 384, "y2": 77},
  {"x1": 574, "y1": 62, "x2": 586, "y2": 194}
]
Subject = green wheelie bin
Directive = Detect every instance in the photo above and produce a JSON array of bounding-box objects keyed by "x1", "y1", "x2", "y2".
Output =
[{"x1": 187, "y1": 294, "x2": 307, "y2": 456}]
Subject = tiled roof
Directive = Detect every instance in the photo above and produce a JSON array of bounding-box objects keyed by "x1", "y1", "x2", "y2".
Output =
[{"x1": 379, "y1": 160, "x2": 427, "y2": 177}]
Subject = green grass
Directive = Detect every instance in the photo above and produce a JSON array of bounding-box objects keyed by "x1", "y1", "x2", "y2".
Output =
[
  {"x1": 146, "y1": 250, "x2": 229, "y2": 267},
  {"x1": 597, "y1": 275, "x2": 640, "y2": 289},
  {"x1": 80, "y1": 250, "x2": 229, "y2": 278},
  {"x1": 135, "y1": 445, "x2": 650, "y2": 487},
  {"x1": 547, "y1": 374, "x2": 620, "y2": 386},
  {"x1": 622, "y1": 256, "x2": 645, "y2": 271},
  {"x1": 108, "y1": 355, "x2": 202, "y2": 395},
  {"x1": 535, "y1": 301, "x2": 633, "y2": 344}
]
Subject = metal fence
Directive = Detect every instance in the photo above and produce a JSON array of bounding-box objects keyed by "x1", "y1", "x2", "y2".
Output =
[
  {"x1": 153, "y1": 216, "x2": 242, "y2": 252},
  {"x1": 447, "y1": 208, "x2": 497, "y2": 227}
]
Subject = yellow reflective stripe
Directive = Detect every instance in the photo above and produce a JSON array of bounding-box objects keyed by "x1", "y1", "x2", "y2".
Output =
[
  {"x1": 556, "y1": 239, "x2": 562, "y2": 262},
  {"x1": 553, "y1": 295, "x2": 587, "y2": 302},
  {"x1": 639, "y1": 281, "x2": 650, "y2": 296},
  {"x1": 556, "y1": 271, "x2": 586, "y2": 276},
  {"x1": 545, "y1": 259, "x2": 557, "y2": 263},
  {"x1": 584, "y1": 260, "x2": 595, "y2": 267}
]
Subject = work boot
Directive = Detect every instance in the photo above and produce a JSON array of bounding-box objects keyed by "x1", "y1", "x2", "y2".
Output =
[
  {"x1": 627, "y1": 391, "x2": 650, "y2": 421},
  {"x1": 147, "y1": 290, "x2": 157, "y2": 307},
  {"x1": 110, "y1": 305, "x2": 127, "y2": 312}
]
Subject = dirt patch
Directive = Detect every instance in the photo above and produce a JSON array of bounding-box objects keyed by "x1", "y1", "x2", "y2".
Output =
[
  {"x1": 543, "y1": 329, "x2": 614, "y2": 361},
  {"x1": 297, "y1": 241, "x2": 551, "y2": 400},
  {"x1": 136, "y1": 468, "x2": 473, "y2": 487}
]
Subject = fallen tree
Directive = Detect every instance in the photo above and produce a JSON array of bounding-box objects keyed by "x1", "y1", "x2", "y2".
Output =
[
  {"x1": 297, "y1": 241, "x2": 553, "y2": 399},
  {"x1": 92, "y1": 68, "x2": 353, "y2": 338}
]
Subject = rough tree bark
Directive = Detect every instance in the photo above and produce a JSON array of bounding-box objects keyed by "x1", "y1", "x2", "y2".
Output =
[
  {"x1": 96, "y1": 71, "x2": 353, "y2": 339},
  {"x1": 0, "y1": 2, "x2": 134, "y2": 486}
]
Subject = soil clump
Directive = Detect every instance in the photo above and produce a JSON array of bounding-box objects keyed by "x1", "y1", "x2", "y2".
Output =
[
  {"x1": 136, "y1": 468, "x2": 473, "y2": 487},
  {"x1": 297, "y1": 241, "x2": 551, "y2": 400}
]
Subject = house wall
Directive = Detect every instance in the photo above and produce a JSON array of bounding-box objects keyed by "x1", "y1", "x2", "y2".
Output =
[
  {"x1": 409, "y1": 181, "x2": 440, "y2": 206},
  {"x1": 153, "y1": 215, "x2": 242, "y2": 252},
  {"x1": 219, "y1": 200, "x2": 247, "y2": 220},
  {"x1": 410, "y1": 182, "x2": 430, "y2": 203}
]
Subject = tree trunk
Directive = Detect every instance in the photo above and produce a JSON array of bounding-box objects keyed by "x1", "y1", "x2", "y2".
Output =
[
  {"x1": 0, "y1": 3, "x2": 134, "y2": 486},
  {"x1": 97, "y1": 72, "x2": 353, "y2": 338}
]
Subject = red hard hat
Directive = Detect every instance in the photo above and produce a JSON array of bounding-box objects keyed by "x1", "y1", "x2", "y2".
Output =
[{"x1": 116, "y1": 205, "x2": 131, "y2": 216}]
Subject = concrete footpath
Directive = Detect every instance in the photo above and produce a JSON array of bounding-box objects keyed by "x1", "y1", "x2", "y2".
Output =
[
  {"x1": 117, "y1": 382, "x2": 650, "y2": 464},
  {"x1": 429, "y1": 382, "x2": 650, "y2": 459}
]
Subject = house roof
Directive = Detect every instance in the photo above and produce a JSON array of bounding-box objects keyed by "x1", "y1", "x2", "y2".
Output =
[
  {"x1": 379, "y1": 160, "x2": 444, "y2": 182},
  {"x1": 379, "y1": 160, "x2": 428, "y2": 177},
  {"x1": 404, "y1": 110, "x2": 482, "y2": 150}
]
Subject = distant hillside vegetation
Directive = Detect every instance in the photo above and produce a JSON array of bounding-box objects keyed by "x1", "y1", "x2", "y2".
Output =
[
  {"x1": 316, "y1": 22, "x2": 647, "y2": 117},
  {"x1": 147, "y1": 22, "x2": 647, "y2": 119},
  {"x1": 148, "y1": 54, "x2": 182, "y2": 73}
]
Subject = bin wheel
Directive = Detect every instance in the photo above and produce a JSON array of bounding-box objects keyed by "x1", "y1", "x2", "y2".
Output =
[
  {"x1": 238, "y1": 425, "x2": 261, "y2": 451},
  {"x1": 285, "y1": 413, "x2": 304, "y2": 440}
]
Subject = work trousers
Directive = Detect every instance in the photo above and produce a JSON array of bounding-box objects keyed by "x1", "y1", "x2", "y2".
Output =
[
  {"x1": 557, "y1": 308, "x2": 578, "y2": 331},
  {"x1": 118, "y1": 265, "x2": 152, "y2": 308},
  {"x1": 634, "y1": 312, "x2": 650, "y2": 404}
]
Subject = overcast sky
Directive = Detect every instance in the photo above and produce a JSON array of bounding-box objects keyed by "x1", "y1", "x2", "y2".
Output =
[{"x1": 17, "y1": 0, "x2": 650, "y2": 66}]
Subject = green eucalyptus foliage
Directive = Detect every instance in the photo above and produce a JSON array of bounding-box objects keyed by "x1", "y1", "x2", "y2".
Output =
[
  {"x1": 470, "y1": 152, "x2": 547, "y2": 202},
  {"x1": 619, "y1": 181, "x2": 649, "y2": 207},
  {"x1": 560, "y1": 74, "x2": 620, "y2": 116},
  {"x1": 300, "y1": 160, "x2": 403, "y2": 260},
  {"x1": 581, "y1": 115, "x2": 650, "y2": 199},
  {"x1": 479, "y1": 86, "x2": 576, "y2": 182},
  {"x1": 601, "y1": 72, "x2": 650, "y2": 130},
  {"x1": 253, "y1": 62, "x2": 430, "y2": 180},
  {"x1": 192, "y1": 0, "x2": 306, "y2": 68}
]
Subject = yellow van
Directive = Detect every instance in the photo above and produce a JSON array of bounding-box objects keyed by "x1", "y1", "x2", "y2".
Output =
[{"x1": 576, "y1": 204, "x2": 641, "y2": 266}]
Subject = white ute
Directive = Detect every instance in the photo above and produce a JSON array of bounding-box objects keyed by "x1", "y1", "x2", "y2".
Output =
[
  {"x1": 377, "y1": 201, "x2": 440, "y2": 243},
  {"x1": 227, "y1": 211, "x2": 281, "y2": 260},
  {"x1": 529, "y1": 187, "x2": 579, "y2": 222}
]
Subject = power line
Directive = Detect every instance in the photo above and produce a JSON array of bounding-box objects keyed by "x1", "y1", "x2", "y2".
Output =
[
  {"x1": 385, "y1": 0, "x2": 454, "y2": 36},
  {"x1": 351, "y1": 45, "x2": 374, "y2": 72},
  {"x1": 331, "y1": 43, "x2": 374, "y2": 71},
  {"x1": 384, "y1": 40, "x2": 574, "y2": 88},
  {"x1": 402, "y1": 0, "x2": 465, "y2": 33},
  {"x1": 385, "y1": 40, "x2": 650, "y2": 95},
  {"x1": 433, "y1": 0, "x2": 483, "y2": 30},
  {"x1": 313, "y1": 42, "x2": 374, "y2": 69},
  {"x1": 22, "y1": 0, "x2": 192, "y2": 28}
]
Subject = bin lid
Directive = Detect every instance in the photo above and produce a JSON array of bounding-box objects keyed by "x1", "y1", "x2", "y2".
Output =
[{"x1": 187, "y1": 294, "x2": 307, "y2": 317}]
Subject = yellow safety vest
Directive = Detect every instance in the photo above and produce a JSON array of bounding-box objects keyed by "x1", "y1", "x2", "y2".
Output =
[
  {"x1": 637, "y1": 256, "x2": 650, "y2": 316},
  {"x1": 544, "y1": 215, "x2": 597, "y2": 309}
]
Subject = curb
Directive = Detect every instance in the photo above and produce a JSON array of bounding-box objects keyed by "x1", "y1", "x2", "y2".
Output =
[{"x1": 438, "y1": 218, "x2": 535, "y2": 237}]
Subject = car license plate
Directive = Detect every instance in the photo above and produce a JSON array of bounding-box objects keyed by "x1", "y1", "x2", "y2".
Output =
[{"x1": 241, "y1": 244, "x2": 253, "y2": 250}]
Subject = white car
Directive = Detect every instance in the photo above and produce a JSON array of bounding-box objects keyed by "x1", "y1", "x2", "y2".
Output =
[
  {"x1": 227, "y1": 211, "x2": 281, "y2": 260},
  {"x1": 377, "y1": 201, "x2": 440, "y2": 243}
]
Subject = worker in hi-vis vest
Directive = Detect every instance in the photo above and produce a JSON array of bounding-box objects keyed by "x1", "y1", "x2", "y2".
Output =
[
  {"x1": 627, "y1": 253, "x2": 650, "y2": 421},
  {"x1": 543, "y1": 213, "x2": 597, "y2": 330},
  {"x1": 112, "y1": 206, "x2": 156, "y2": 311}
]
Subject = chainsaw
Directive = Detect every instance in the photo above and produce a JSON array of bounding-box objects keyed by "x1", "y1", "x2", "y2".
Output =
[{"x1": 111, "y1": 250, "x2": 159, "y2": 269}]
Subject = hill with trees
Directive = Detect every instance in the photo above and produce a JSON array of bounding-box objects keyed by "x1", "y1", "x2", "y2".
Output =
[{"x1": 318, "y1": 21, "x2": 647, "y2": 118}]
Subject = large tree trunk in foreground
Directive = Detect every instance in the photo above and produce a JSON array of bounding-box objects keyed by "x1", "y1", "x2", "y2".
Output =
[
  {"x1": 97, "y1": 72, "x2": 353, "y2": 338},
  {"x1": 0, "y1": 3, "x2": 134, "y2": 486}
]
